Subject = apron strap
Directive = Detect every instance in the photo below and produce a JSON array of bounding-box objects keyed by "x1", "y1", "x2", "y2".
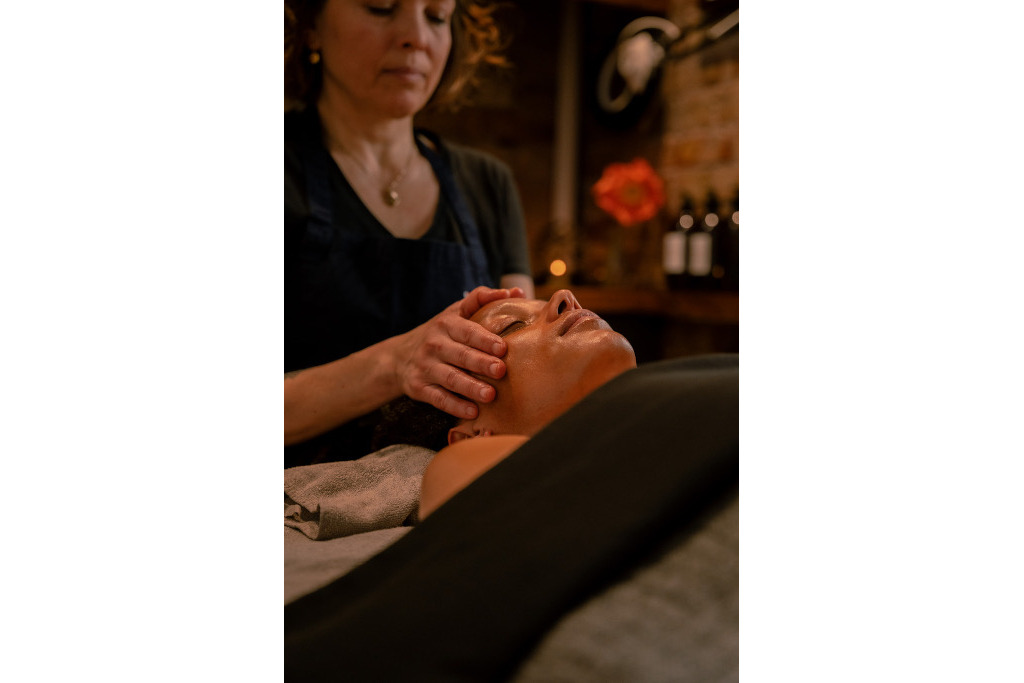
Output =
[{"x1": 414, "y1": 129, "x2": 493, "y2": 288}]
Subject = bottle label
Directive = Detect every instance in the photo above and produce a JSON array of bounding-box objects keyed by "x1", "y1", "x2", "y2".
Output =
[
  {"x1": 662, "y1": 232, "x2": 685, "y2": 274},
  {"x1": 688, "y1": 233, "x2": 712, "y2": 276}
]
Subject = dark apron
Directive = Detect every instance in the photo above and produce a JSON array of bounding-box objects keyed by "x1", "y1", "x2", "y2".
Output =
[{"x1": 286, "y1": 123, "x2": 493, "y2": 466}]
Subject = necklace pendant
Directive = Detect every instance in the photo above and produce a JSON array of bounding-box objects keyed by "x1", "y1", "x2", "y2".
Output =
[{"x1": 384, "y1": 188, "x2": 400, "y2": 207}]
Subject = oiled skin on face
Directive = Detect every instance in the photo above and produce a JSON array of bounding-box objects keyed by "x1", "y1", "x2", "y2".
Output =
[{"x1": 418, "y1": 290, "x2": 637, "y2": 519}]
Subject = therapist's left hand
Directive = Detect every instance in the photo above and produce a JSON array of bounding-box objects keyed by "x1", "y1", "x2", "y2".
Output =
[{"x1": 388, "y1": 286, "x2": 526, "y2": 420}]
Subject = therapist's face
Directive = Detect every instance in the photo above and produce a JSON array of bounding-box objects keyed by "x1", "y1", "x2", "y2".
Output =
[
  {"x1": 311, "y1": 0, "x2": 455, "y2": 119},
  {"x1": 452, "y1": 290, "x2": 636, "y2": 440}
]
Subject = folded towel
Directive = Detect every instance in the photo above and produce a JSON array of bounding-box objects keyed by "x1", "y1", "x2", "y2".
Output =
[{"x1": 284, "y1": 445, "x2": 436, "y2": 540}]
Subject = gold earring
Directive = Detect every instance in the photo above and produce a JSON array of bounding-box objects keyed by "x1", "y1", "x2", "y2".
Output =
[{"x1": 309, "y1": 50, "x2": 321, "y2": 65}]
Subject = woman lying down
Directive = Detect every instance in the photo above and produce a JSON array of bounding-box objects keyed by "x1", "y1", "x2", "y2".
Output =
[
  {"x1": 285, "y1": 289, "x2": 739, "y2": 679},
  {"x1": 415, "y1": 288, "x2": 636, "y2": 519},
  {"x1": 286, "y1": 290, "x2": 632, "y2": 522},
  {"x1": 284, "y1": 289, "x2": 636, "y2": 599}
]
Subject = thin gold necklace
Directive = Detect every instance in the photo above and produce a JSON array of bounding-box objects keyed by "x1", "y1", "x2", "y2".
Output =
[{"x1": 339, "y1": 144, "x2": 417, "y2": 208}]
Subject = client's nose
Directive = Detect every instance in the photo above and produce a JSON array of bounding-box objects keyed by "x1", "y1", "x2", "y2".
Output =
[{"x1": 545, "y1": 289, "x2": 581, "y2": 321}]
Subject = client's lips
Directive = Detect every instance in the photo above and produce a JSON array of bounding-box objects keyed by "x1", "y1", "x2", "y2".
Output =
[{"x1": 558, "y1": 309, "x2": 601, "y2": 336}]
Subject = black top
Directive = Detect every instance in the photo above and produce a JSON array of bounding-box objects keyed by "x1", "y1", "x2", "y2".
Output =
[
  {"x1": 285, "y1": 108, "x2": 531, "y2": 466},
  {"x1": 284, "y1": 108, "x2": 531, "y2": 306}
]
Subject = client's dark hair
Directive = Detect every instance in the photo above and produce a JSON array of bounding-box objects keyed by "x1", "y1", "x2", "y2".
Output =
[{"x1": 371, "y1": 396, "x2": 460, "y2": 452}]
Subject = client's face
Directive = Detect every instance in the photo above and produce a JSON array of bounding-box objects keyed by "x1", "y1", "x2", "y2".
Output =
[{"x1": 453, "y1": 289, "x2": 636, "y2": 441}]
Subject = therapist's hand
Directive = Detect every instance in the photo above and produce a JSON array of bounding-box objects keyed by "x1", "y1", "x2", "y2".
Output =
[{"x1": 391, "y1": 286, "x2": 525, "y2": 419}]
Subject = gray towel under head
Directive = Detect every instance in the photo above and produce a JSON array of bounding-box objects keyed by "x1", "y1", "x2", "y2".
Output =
[{"x1": 284, "y1": 445, "x2": 436, "y2": 540}]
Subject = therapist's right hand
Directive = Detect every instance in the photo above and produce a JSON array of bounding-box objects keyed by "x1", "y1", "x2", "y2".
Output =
[{"x1": 390, "y1": 286, "x2": 525, "y2": 420}]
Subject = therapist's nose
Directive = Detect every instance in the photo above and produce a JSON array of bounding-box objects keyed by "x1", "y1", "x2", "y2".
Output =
[
  {"x1": 545, "y1": 289, "x2": 582, "y2": 321},
  {"x1": 396, "y1": 5, "x2": 431, "y2": 51}
]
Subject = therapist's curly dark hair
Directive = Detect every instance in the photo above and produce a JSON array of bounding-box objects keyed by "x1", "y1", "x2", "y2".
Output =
[
  {"x1": 371, "y1": 395, "x2": 460, "y2": 452},
  {"x1": 285, "y1": 0, "x2": 511, "y2": 111}
]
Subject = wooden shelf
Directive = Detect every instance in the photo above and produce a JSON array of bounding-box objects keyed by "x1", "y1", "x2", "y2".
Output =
[{"x1": 535, "y1": 285, "x2": 738, "y2": 325}]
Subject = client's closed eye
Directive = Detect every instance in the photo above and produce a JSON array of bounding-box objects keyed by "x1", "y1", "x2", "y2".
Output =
[{"x1": 498, "y1": 321, "x2": 526, "y2": 337}]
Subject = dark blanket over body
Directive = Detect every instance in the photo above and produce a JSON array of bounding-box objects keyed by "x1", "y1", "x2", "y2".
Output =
[{"x1": 284, "y1": 354, "x2": 739, "y2": 681}]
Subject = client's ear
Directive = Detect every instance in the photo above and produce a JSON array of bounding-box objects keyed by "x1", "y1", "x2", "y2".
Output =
[
  {"x1": 447, "y1": 425, "x2": 494, "y2": 445},
  {"x1": 448, "y1": 425, "x2": 476, "y2": 445}
]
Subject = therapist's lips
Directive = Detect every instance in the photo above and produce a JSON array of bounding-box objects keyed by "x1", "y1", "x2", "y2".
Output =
[
  {"x1": 558, "y1": 309, "x2": 604, "y2": 336},
  {"x1": 383, "y1": 67, "x2": 424, "y2": 81}
]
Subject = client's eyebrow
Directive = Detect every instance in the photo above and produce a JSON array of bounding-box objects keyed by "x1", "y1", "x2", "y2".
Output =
[{"x1": 481, "y1": 299, "x2": 535, "y2": 317}]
